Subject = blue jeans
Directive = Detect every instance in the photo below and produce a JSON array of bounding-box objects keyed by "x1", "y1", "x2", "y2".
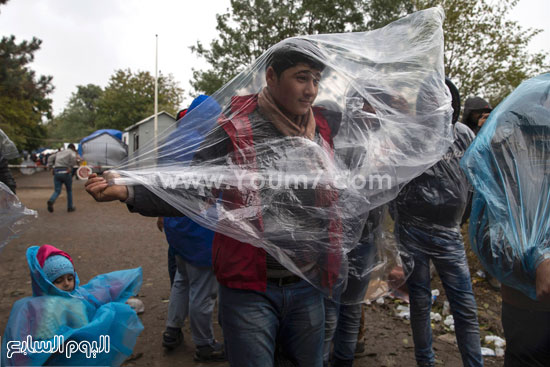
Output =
[
  {"x1": 324, "y1": 238, "x2": 377, "y2": 366},
  {"x1": 397, "y1": 224, "x2": 483, "y2": 367},
  {"x1": 219, "y1": 279, "x2": 325, "y2": 367},
  {"x1": 49, "y1": 172, "x2": 73, "y2": 209},
  {"x1": 167, "y1": 246, "x2": 177, "y2": 287},
  {"x1": 166, "y1": 255, "x2": 218, "y2": 346}
]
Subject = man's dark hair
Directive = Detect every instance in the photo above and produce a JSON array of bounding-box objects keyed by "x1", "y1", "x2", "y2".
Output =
[
  {"x1": 266, "y1": 38, "x2": 325, "y2": 77},
  {"x1": 68, "y1": 143, "x2": 76, "y2": 150}
]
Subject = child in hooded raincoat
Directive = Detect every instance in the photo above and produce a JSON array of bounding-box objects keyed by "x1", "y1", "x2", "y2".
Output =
[{"x1": 1, "y1": 244, "x2": 144, "y2": 366}]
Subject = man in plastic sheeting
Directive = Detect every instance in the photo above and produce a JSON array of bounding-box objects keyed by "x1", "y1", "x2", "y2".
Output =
[
  {"x1": 47, "y1": 143, "x2": 80, "y2": 213},
  {"x1": 323, "y1": 208, "x2": 382, "y2": 367},
  {"x1": 393, "y1": 78, "x2": 483, "y2": 367},
  {"x1": 460, "y1": 95, "x2": 501, "y2": 291},
  {"x1": 156, "y1": 96, "x2": 225, "y2": 362},
  {"x1": 323, "y1": 88, "x2": 400, "y2": 367},
  {"x1": 0, "y1": 129, "x2": 18, "y2": 193},
  {"x1": 462, "y1": 74, "x2": 550, "y2": 367},
  {"x1": 86, "y1": 39, "x2": 341, "y2": 367},
  {"x1": 462, "y1": 96, "x2": 492, "y2": 134}
]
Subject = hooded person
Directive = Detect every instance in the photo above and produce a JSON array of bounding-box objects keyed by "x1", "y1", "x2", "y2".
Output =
[
  {"x1": 323, "y1": 82, "x2": 405, "y2": 367},
  {"x1": 1, "y1": 244, "x2": 143, "y2": 366},
  {"x1": 460, "y1": 96, "x2": 501, "y2": 289},
  {"x1": 392, "y1": 78, "x2": 483, "y2": 367},
  {"x1": 462, "y1": 73, "x2": 550, "y2": 367},
  {"x1": 462, "y1": 96, "x2": 492, "y2": 134}
]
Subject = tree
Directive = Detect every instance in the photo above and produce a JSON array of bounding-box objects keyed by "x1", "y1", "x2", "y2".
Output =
[
  {"x1": 190, "y1": 0, "x2": 369, "y2": 95},
  {"x1": 47, "y1": 84, "x2": 103, "y2": 142},
  {"x1": 95, "y1": 69, "x2": 183, "y2": 131},
  {"x1": 191, "y1": 0, "x2": 548, "y2": 105},
  {"x1": 363, "y1": 0, "x2": 549, "y2": 105},
  {"x1": 0, "y1": 35, "x2": 53, "y2": 151}
]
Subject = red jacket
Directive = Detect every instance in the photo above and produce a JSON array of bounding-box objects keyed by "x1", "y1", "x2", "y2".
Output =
[{"x1": 212, "y1": 95, "x2": 342, "y2": 292}]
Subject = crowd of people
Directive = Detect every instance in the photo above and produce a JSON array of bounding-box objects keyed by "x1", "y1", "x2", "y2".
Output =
[
  {"x1": 1, "y1": 12, "x2": 549, "y2": 367},
  {"x1": 83, "y1": 38, "x2": 549, "y2": 367}
]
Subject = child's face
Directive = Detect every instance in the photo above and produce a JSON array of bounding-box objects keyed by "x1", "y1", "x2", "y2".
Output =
[{"x1": 53, "y1": 273, "x2": 75, "y2": 291}]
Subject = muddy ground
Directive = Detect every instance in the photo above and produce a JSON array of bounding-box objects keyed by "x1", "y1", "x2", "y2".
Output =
[{"x1": 0, "y1": 170, "x2": 503, "y2": 366}]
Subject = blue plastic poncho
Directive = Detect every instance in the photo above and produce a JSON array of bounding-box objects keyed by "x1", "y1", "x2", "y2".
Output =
[
  {"x1": 461, "y1": 73, "x2": 550, "y2": 300},
  {"x1": 1, "y1": 246, "x2": 144, "y2": 366}
]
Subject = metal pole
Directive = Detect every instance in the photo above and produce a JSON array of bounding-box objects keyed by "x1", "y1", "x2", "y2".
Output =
[{"x1": 154, "y1": 34, "x2": 159, "y2": 141}]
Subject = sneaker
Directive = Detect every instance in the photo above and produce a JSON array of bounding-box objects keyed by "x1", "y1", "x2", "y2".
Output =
[
  {"x1": 162, "y1": 327, "x2": 183, "y2": 350},
  {"x1": 194, "y1": 341, "x2": 226, "y2": 362},
  {"x1": 47, "y1": 201, "x2": 54, "y2": 213},
  {"x1": 67, "y1": 207, "x2": 76, "y2": 212}
]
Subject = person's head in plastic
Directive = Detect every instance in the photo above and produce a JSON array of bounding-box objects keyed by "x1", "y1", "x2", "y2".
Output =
[
  {"x1": 37, "y1": 245, "x2": 76, "y2": 292},
  {"x1": 265, "y1": 39, "x2": 325, "y2": 120},
  {"x1": 346, "y1": 83, "x2": 408, "y2": 131}
]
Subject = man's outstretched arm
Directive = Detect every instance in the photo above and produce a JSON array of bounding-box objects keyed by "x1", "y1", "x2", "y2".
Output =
[{"x1": 85, "y1": 173, "x2": 129, "y2": 202}]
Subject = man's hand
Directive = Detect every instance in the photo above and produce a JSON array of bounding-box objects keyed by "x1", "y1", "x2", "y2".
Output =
[
  {"x1": 157, "y1": 217, "x2": 164, "y2": 232},
  {"x1": 536, "y1": 258, "x2": 550, "y2": 302},
  {"x1": 85, "y1": 172, "x2": 129, "y2": 202},
  {"x1": 478, "y1": 112, "x2": 490, "y2": 129}
]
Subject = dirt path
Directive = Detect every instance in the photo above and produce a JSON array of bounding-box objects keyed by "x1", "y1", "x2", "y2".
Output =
[{"x1": 0, "y1": 170, "x2": 503, "y2": 366}]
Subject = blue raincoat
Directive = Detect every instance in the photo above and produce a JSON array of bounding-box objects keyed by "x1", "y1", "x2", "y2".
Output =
[
  {"x1": 1, "y1": 246, "x2": 144, "y2": 366},
  {"x1": 159, "y1": 95, "x2": 221, "y2": 267},
  {"x1": 461, "y1": 73, "x2": 550, "y2": 300}
]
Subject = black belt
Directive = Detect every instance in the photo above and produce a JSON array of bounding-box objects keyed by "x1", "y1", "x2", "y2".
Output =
[{"x1": 267, "y1": 274, "x2": 302, "y2": 286}]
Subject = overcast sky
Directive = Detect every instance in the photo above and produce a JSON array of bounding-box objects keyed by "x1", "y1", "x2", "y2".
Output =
[{"x1": 1, "y1": 0, "x2": 548, "y2": 115}]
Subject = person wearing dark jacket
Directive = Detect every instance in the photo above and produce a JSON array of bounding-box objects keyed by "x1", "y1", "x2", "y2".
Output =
[
  {"x1": 462, "y1": 96, "x2": 492, "y2": 134},
  {"x1": 393, "y1": 79, "x2": 483, "y2": 367},
  {"x1": 0, "y1": 129, "x2": 18, "y2": 193},
  {"x1": 460, "y1": 95, "x2": 501, "y2": 290},
  {"x1": 323, "y1": 86, "x2": 403, "y2": 367},
  {"x1": 85, "y1": 39, "x2": 341, "y2": 367},
  {"x1": 463, "y1": 74, "x2": 550, "y2": 367}
]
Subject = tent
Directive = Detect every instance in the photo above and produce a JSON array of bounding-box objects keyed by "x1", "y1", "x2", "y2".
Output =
[{"x1": 79, "y1": 129, "x2": 127, "y2": 170}]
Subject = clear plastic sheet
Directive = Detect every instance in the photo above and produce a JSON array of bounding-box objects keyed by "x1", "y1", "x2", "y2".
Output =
[
  {"x1": 106, "y1": 7, "x2": 453, "y2": 296},
  {"x1": 0, "y1": 182, "x2": 37, "y2": 252},
  {"x1": 0, "y1": 128, "x2": 19, "y2": 160},
  {"x1": 462, "y1": 73, "x2": 550, "y2": 300},
  {"x1": 339, "y1": 205, "x2": 414, "y2": 304},
  {"x1": 1, "y1": 246, "x2": 143, "y2": 366}
]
